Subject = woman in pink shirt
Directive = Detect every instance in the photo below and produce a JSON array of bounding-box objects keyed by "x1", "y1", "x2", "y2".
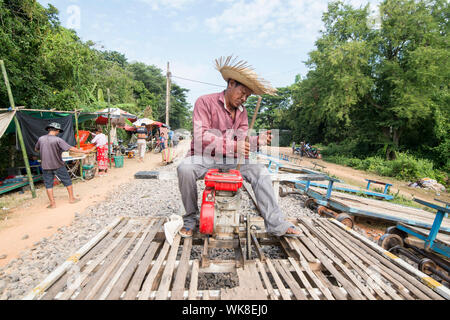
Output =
[{"x1": 90, "y1": 127, "x2": 108, "y2": 175}]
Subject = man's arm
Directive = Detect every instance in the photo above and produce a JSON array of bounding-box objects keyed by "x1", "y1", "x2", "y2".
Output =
[
  {"x1": 192, "y1": 97, "x2": 239, "y2": 157},
  {"x1": 69, "y1": 146, "x2": 91, "y2": 154},
  {"x1": 34, "y1": 139, "x2": 40, "y2": 152},
  {"x1": 57, "y1": 137, "x2": 91, "y2": 154}
]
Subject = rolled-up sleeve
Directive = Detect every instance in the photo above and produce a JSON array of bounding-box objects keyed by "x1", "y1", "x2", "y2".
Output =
[{"x1": 57, "y1": 138, "x2": 72, "y2": 152}]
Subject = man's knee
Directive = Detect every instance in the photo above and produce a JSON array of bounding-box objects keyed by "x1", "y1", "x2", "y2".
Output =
[
  {"x1": 241, "y1": 163, "x2": 268, "y2": 181},
  {"x1": 177, "y1": 162, "x2": 195, "y2": 179}
]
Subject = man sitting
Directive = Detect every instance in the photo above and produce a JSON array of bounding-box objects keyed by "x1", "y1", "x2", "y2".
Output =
[{"x1": 177, "y1": 56, "x2": 301, "y2": 238}]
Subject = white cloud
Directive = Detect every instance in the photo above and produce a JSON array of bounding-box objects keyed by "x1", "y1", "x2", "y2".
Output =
[
  {"x1": 137, "y1": 0, "x2": 196, "y2": 11},
  {"x1": 173, "y1": 16, "x2": 199, "y2": 32},
  {"x1": 204, "y1": 0, "x2": 380, "y2": 48}
]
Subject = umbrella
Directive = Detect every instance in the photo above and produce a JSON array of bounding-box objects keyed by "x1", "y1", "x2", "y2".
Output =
[
  {"x1": 134, "y1": 118, "x2": 154, "y2": 126},
  {"x1": 151, "y1": 121, "x2": 164, "y2": 127},
  {"x1": 124, "y1": 125, "x2": 136, "y2": 132},
  {"x1": 95, "y1": 108, "x2": 137, "y2": 125}
]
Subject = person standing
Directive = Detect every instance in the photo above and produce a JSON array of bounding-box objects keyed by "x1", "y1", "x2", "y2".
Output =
[
  {"x1": 90, "y1": 127, "x2": 108, "y2": 175},
  {"x1": 136, "y1": 124, "x2": 148, "y2": 162},
  {"x1": 35, "y1": 122, "x2": 91, "y2": 208}
]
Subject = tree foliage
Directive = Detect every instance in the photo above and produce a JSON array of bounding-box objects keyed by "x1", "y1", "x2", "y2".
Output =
[
  {"x1": 0, "y1": 0, "x2": 191, "y2": 129},
  {"x1": 285, "y1": 0, "x2": 449, "y2": 172}
]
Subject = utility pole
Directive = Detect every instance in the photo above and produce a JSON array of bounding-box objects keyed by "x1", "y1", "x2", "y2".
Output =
[
  {"x1": 165, "y1": 62, "x2": 171, "y2": 126},
  {"x1": 107, "y1": 88, "x2": 112, "y2": 168}
]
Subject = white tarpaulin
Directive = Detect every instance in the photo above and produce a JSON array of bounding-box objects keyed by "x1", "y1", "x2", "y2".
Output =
[{"x1": 0, "y1": 110, "x2": 15, "y2": 140}]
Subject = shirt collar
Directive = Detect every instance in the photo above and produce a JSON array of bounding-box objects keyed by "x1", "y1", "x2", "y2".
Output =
[{"x1": 220, "y1": 91, "x2": 243, "y2": 113}]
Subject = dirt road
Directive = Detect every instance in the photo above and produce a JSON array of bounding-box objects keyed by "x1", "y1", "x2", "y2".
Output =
[
  {"x1": 0, "y1": 140, "x2": 190, "y2": 267},
  {"x1": 269, "y1": 146, "x2": 450, "y2": 204}
]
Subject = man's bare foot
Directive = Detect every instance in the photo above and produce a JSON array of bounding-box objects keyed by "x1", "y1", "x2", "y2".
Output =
[
  {"x1": 47, "y1": 203, "x2": 56, "y2": 209},
  {"x1": 282, "y1": 226, "x2": 303, "y2": 237},
  {"x1": 69, "y1": 198, "x2": 81, "y2": 204},
  {"x1": 179, "y1": 227, "x2": 193, "y2": 238}
]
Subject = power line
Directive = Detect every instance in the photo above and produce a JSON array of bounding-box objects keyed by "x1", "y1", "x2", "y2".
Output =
[{"x1": 171, "y1": 75, "x2": 226, "y2": 88}]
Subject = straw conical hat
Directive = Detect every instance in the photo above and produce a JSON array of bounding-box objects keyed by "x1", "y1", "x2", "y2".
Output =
[{"x1": 215, "y1": 55, "x2": 277, "y2": 96}]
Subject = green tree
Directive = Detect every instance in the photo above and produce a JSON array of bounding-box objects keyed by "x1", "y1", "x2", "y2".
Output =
[{"x1": 288, "y1": 0, "x2": 449, "y2": 169}]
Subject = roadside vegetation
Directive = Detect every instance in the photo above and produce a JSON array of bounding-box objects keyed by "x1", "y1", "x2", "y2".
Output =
[{"x1": 245, "y1": 0, "x2": 449, "y2": 187}]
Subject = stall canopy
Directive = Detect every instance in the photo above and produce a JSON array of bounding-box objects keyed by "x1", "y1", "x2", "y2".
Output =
[
  {"x1": 134, "y1": 118, "x2": 154, "y2": 126},
  {"x1": 0, "y1": 110, "x2": 15, "y2": 139},
  {"x1": 16, "y1": 111, "x2": 76, "y2": 156},
  {"x1": 95, "y1": 108, "x2": 137, "y2": 125},
  {"x1": 4, "y1": 110, "x2": 97, "y2": 135},
  {"x1": 152, "y1": 121, "x2": 164, "y2": 127}
]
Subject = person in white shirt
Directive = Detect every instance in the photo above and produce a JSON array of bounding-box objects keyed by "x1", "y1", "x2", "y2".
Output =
[{"x1": 90, "y1": 127, "x2": 109, "y2": 175}]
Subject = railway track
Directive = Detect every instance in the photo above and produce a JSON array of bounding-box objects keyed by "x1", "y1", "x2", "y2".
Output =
[{"x1": 24, "y1": 214, "x2": 448, "y2": 300}]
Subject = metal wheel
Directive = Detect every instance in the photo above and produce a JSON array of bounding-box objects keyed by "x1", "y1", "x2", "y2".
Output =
[
  {"x1": 385, "y1": 226, "x2": 407, "y2": 239},
  {"x1": 418, "y1": 258, "x2": 437, "y2": 275},
  {"x1": 336, "y1": 213, "x2": 354, "y2": 229},
  {"x1": 305, "y1": 198, "x2": 316, "y2": 210},
  {"x1": 279, "y1": 186, "x2": 288, "y2": 198},
  {"x1": 378, "y1": 234, "x2": 404, "y2": 251}
]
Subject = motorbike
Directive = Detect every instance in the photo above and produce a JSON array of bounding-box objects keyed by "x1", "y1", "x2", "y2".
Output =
[
  {"x1": 293, "y1": 143, "x2": 322, "y2": 159},
  {"x1": 112, "y1": 140, "x2": 138, "y2": 158}
]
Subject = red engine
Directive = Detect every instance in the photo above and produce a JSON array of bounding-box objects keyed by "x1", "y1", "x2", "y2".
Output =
[{"x1": 199, "y1": 169, "x2": 243, "y2": 235}]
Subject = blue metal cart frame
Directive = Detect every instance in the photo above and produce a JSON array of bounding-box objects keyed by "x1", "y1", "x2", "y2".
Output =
[{"x1": 395, "y1": 199, "x2": 449, "y2": 258}]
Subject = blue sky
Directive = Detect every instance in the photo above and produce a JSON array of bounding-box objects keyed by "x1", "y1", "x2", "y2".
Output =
[{"x1": 37, "y1": 0, "x2": 382, "y2": 106}]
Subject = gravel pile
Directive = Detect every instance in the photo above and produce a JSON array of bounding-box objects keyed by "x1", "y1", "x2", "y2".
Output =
[{"x1": 0, "y1": 160, "x2": 359, "y2": 300}]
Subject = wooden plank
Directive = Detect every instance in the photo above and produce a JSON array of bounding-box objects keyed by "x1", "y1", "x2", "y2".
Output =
[
  {"x1": 315, "y1": 220, "x2": 406, "y2": 300},
  {"x1": 313, "y1": 223, "x2": 392, "y2": 300},
  {"x1": 221, "y1": 262, "x2": 267, "y2": 300},
  {"x1": 73, "y1": 238, "x2": 129, "y2": 300},
  {"x1": 274, "y1": 260, "x2": 307, "y2": 300},
  {"x1": 250, "y1": 232, "x2": 266, "y2": 261},
  {"x1": 138, "y1": 241, "x2": 171, "y2": 300},
  {"x1": 201, "y1": 237, "x2": 210, "y2": 268},
  {"x1": 287, "y1": 258, "x2": 321, "y2": 300},
  {"x1": 100, "y1": 219, "x2": 164, "y2": 300},
  {"x1": 256, "y1": 260, "x2": 278, "y2": 300},
  {"x1": 325, "y1": 219, "x2": 437, "y2": 300},
  {"x1": 313, "y1": 270, "x2": 347, "y2": 300},
  {"x1": 298, "y1": 223, "x2": 375, "y2": 299},
  {"x1": 41, "y1": 218, "x2": 128, "y2": 300},
  {"x1": 265, "y1": 259, "x2": 291, "y2": 300},
  {"x1": 238, "y1": 263, "x2": 263, "y2": 290},
  {"x1": 57, "y1": 220, "x2": 134, "y2": 300},
  {"x1": 171, "y1": 238, "x2": 193, "y2": 300},
  {"x1": 80, "y1": 221, "x2": 151, "y2": 300},
  {"x1": 287, "y1": 237, "x2": 316, "y2": 263},
  {"x1": 123, "y1": 241, "x2": 161, "y2": 300},
  {"x1": 295, "y1": 223, "x2": 365, "y2": 300},
  {"x1": 326, "y1": 219, "x2": 437, "y2": 299},
  {"x1": 188, "y1": 260, "x2": 199, "y2": 300},
  {"x1": 155, "y1": 235, "x2": 182, "y2": 300}
]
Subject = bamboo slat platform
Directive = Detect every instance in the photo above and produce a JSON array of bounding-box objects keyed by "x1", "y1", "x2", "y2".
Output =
[
  {"x1": 24, "y1": 216, "x2": 448, "y2": 300},
  {"x1": 303, "y1": 186, "x2": 450, "y2": 233}
]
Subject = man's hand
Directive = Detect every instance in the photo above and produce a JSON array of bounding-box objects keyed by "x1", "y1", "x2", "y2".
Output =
[
  {"x1": 236, "y1": 140, "x2": 250, "y2": 157},
  {"x1": 258, "y1": 130, "x2": 272, "y2": 146}
]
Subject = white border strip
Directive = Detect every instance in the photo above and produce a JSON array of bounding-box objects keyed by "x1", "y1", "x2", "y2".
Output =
[
  {"x1": 328, "y1": 218, "x2": 449, "y2": 300},
  {"x1": 22, "y1": 217, "x2": 124, "y2": 300}
]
